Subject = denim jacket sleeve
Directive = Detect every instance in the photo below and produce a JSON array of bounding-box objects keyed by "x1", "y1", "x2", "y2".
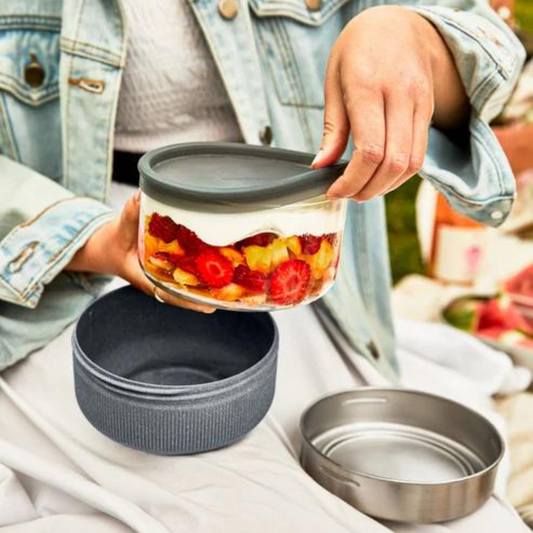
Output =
[
  {"x1": 0, "y1": 156, "x2": 115, "y2": 309},
  {"x1": 407, "y1": 0, "x2": 526, "y2": 227}
]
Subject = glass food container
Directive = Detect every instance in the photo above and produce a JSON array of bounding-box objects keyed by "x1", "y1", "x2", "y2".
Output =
[{"x1": 138, "y1": 143, "x2": 348, "y2": 311}]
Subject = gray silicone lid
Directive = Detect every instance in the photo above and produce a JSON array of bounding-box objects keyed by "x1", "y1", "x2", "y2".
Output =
[{"x1": 138, "y1": 142, "x2": 348, "y2": 207}]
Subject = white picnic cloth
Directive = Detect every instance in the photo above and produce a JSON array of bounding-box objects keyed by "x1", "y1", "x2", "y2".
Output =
[
  {"x1": 396, "y1": 318, "x2": 532, "y2": 396},
  {"x1": 0, "y1": 293, "x2": 528, "y2": 533},
  {"x1": 0, "y1": 184, "x2": 528, "y2": 532}
]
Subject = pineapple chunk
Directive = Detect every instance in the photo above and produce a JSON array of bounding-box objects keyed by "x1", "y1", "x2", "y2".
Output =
[
  {"x1": 212, "y1": 283, "x2": 246, "y2": 301},
  {"x1": 285, "y1": 236, "x2": 302, "y2": 256},
  {"x1": 323, "y1": 266, "x2": 337, "y2": 284},
  {"x1": 241, "y1": 293, "x2": 267, "y2": 306},
  {"x1": 173, "y1": 267, "x2": 199, "y2": 286},
  {"x1": 144, "y1": 232, "x2": 163, "y2": 259},
  {"x1": 148, "y1": 254, "x2": 175, "y2": 271},
  {"x1": 220, "y1": 247, "x2": 245, "y2": 267},
  {"x1": 304, "y1": 240, "x2": 334, "y2": 279},
  {"x1": 243, "y1": 245, "x2": 272, "y2": 274},
  {"x1": 144, "y1": 233, "x2": 183, "y2": 261},
  {"x1": 269, "y1": 238, "x2": 289, "y2": 268},
  {"x1": 160, "y1": 239, "x2": 184, "y2": 256}
]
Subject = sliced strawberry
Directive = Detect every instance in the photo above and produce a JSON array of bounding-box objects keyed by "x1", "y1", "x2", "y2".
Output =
[
  {"x1": 176, "y1": 224, "x2": 212, "y2": 254},
  {"x1": 176, "y1": 255, "x2": 199, "y2": 275},
  {"x1": 236, "y1": 232, "x2": 277, "y2": 250},
  {"x1": 234, "y1": 265, "x2": 268, "y2": 293},
  {"x1": 269, "y1": 259, "x2": 311, "y2": 305},
  {"x1": 195, "y1": 251, "x2": 234, "y2": 288},
  {"x1": 323, "y1": 233, "x2": 337, "y2": 247},
  {"x1": 299, "y1": 234, "x2": 322, "y2": 255},
  {"x1": 148, "y1": 213, "x2": 178, "y2": 243}
]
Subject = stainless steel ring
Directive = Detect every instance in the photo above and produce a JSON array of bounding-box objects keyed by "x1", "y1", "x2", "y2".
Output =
[{"x1": 153, "y1": 287, "x2": 165, "y2": 303}]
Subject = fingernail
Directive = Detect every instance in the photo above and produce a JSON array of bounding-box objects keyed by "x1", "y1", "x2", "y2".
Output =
[
  {"x1": 135, "y1": 189, "x2": 141, "y2": 201},
  {"x1": 311, "y1": 149, "x2": 324, "y2": 167}
]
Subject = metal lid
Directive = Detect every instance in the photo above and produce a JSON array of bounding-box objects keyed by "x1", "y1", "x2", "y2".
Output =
[{"x1": 139, "y1": 142, "x2": 348, "y2": 206}]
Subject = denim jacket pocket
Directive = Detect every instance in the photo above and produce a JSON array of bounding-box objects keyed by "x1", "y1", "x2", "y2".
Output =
[
  {"x1": 0, "y1": 17, "x2": 62, "y2": 180},
  {"x1": 249, "y1": 0, "x2": 350, "y2": 24},
  {"x1": 250, "y1": 0, "x2": 352, "y2": 109}
]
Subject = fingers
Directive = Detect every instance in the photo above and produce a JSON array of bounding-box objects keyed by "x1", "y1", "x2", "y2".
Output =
[
  {"x1": 354, "y1": 92, "x2": 414, "y2": 201},
  {"x1": 154, "y1": 287, "x2": 216, "y2": 314},
  {"x1": 327, "y1": 87, "x2": 386, "y2": 199},
  {"x1": 326, "y1": 80, "x2": 432, "y2": 200},
  {"x1": 312, "y1": 53, "x2": 350, "y2": 169},
  {"x1": 121, "y1": 189, "x2": 215, "y2": 313},
  {"x1": 119, "y1": 190, "x2": 142, "y2": 245},
  {"x1": 122, "y1": 190, "x2": 141, "y2": 222},
  {"x1": 385, "y1": 100, "x2": 431, "y2": 194},
  {"x1": 124, "y1": 257, "x2": 216, "y2": 314}
]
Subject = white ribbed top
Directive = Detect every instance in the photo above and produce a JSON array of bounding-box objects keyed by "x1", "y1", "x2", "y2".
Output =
[{"x1": 114, "y1": 0, "x2": 242, "y2": 152}]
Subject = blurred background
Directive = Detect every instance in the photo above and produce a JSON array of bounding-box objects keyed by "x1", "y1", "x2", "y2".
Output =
[
  {"x1": 387, "y1": 0, "x2": 533, "y2": 284},
  {"x1": 387, "y1": 4, "x2": 533, "y2": 524}
]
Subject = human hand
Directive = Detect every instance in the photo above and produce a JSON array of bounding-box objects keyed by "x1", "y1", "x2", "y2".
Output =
[
  {"x1": 67, "y1": 191, "x2": 215, "y2": 313},
  {"x1": 313, "y1": 5, "x2": 468, "y2": 201}
]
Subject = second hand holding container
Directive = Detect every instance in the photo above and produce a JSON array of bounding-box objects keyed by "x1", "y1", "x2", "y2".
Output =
[{"x1": 138, "y1": 143, "x2": 348, "y2": 311}]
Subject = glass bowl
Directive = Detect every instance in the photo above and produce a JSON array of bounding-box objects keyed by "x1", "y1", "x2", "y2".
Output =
[{"x1": 138, "y1": 143, "x2": 348, "y2": 311}]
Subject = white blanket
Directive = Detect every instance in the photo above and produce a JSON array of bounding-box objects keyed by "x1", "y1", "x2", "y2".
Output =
[{"x1": 0, "y1": 295, "x2": 528, "y2": 533}]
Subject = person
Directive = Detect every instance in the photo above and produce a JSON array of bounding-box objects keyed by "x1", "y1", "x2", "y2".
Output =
[
  {"x1": 0, "y1": 1, "x2": 528, "y2": 530},
  {"x1": 0, "y1": 0, "x2": 524, "y2": 380}
]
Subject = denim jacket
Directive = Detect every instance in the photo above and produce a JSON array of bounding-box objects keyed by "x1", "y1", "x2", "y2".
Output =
[{"x1": 0, "y1": 0, "x2": 525, "y2": 379}]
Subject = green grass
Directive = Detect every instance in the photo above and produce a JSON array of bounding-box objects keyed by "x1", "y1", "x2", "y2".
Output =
[
  {"x1": 385, "y1": 177, "x2": 425, "y2": 284},
  {"x1": 517, "y1": 0, "x2": 533, "y2": 33}
]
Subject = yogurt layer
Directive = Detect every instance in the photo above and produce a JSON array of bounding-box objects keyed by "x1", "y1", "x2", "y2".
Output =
[{"x1": 142, "y1": 194, "x2": 347, "y2": 247}]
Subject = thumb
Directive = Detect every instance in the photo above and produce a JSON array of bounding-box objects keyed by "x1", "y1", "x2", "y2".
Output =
[
  {"x1": 122, "y1": 189, "x2": 141, "y2": 224},
  {"x1": 312, "y1": 57, "x2": 350, "y2": 169},
  {"x1": 119, "y1": 189, "x2": 141, "y2": 240}
]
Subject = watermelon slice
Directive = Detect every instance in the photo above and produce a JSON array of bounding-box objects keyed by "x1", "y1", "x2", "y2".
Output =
[
  {"x1": 505, "y1": 264, "x2": 533, "y2": 306},
  {"x1": 477, "y1": 295, "x2": 533, "y2": 336},
  {"x1": 477, "y1": 326, "x2": 508, "y2": 341},
  {"x1": 442, "y1": 298, "x2": 483, "y2": 332}
]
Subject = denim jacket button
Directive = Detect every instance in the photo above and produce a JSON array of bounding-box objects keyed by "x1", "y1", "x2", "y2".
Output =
[
  {"x1": 24, "y1": 53, "x2": 45, "y2": 88},
  {"x1": 218, "y1": 0, "x2": 239, "y2": 20},
  {"x1": 259, "y1": 125, "x2": 273, "y2": 145}
]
